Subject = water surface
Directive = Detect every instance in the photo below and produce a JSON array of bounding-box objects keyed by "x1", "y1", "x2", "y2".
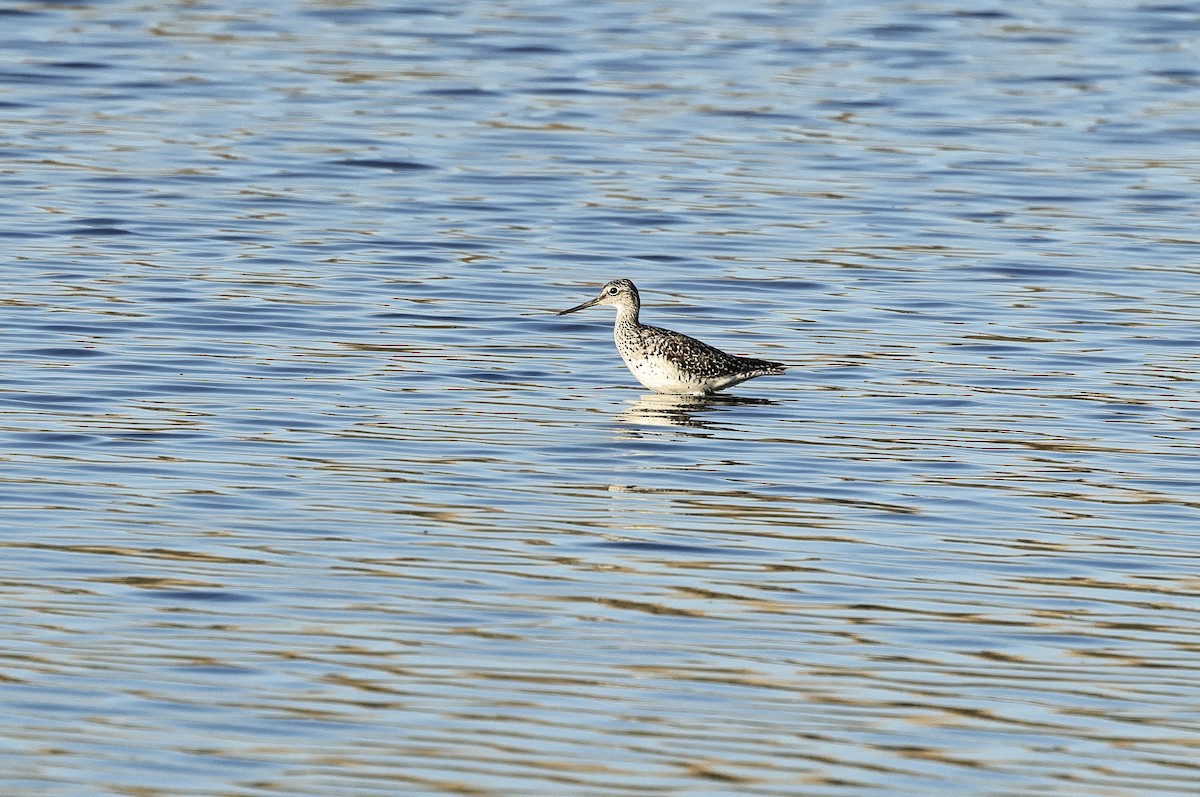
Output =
[{"x1": 3, "y1": 1, "x2": 1200, "y2": 795}]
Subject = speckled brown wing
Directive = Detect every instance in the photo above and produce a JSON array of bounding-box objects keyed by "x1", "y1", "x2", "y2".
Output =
[{"x1": 639, "y1": 325, "x2": 785, "y2": 380}]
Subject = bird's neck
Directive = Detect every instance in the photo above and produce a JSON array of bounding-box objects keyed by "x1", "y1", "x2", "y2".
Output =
[{"x1": 614, "y1": 301, "x2": 640, "y2": 329}]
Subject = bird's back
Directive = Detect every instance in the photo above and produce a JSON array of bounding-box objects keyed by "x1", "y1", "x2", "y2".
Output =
[{"x1": 616, "y1": 322, "x2": 785, "y2": 394}]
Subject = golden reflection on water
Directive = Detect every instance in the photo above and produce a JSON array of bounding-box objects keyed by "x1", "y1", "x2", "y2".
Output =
[{"x1": 6, "y1": 0, "x2": 1200, "y2": 795}]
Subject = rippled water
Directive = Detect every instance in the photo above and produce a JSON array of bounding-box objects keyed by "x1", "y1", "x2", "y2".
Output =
[{"x1": 4, "y1": 0, "x2": 1200, "y2": 794}]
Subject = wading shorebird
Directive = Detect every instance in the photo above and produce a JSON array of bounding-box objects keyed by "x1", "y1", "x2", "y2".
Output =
[{"x1": 557, "y1": 279, "x2": 786, "y2": 395}]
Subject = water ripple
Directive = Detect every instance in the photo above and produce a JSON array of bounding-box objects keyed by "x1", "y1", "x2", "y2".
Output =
[{"x1": 2, "y1": 0, "x2": 1200, "y2": 795}]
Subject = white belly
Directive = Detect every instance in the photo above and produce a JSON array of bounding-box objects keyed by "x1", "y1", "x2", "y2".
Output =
[{"x1": 620, "y1": 353, "x2": 712, "y2": 395}]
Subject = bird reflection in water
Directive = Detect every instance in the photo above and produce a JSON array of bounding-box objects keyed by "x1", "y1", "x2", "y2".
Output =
[{"x1": 617, "y1": 392, "x2": 778, "y2": 428}]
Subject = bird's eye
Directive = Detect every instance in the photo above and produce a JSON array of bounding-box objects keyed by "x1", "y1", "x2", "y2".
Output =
[{"x1": 608, "y1": 286, "x2": 619, "y2": 295}]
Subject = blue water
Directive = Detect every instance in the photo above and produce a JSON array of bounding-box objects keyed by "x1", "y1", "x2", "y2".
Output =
[{"x1": 3, "y1": 1, "x2": 1200, "y2": 795}]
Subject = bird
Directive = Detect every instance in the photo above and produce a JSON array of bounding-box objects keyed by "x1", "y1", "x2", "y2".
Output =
[{"x1": 556, "y1": 278, "x2": 786, "y2": 395}]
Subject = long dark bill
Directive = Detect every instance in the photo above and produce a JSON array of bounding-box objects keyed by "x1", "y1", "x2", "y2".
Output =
[{"x1": 556, "y1": 297, "x2": 600, "y2": 315}]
